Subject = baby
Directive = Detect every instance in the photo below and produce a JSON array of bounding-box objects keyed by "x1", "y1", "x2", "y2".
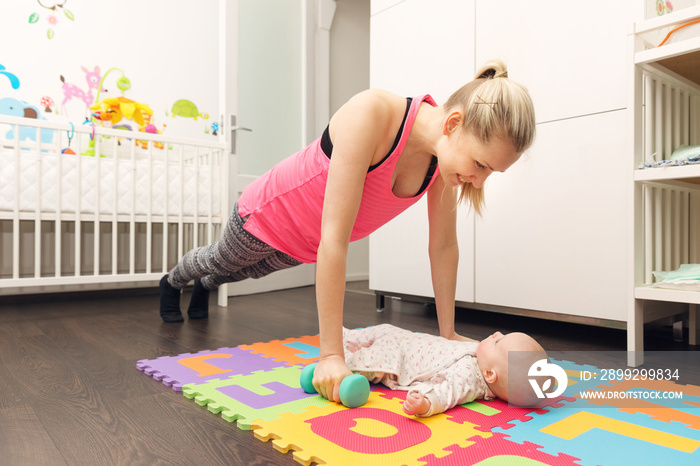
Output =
[{"x1": 343, "y1": 324, "x2": 547, "y2": 417}]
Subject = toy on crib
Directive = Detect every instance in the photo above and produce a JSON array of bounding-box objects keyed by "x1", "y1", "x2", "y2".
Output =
[
  {"x1": 61, "y1": 123, "x2": 75, "y2": 154},
  {"x1": 300, "y1": 362, "x2": 370, "y2": 408},
  {"x1": 90, "y1": 97, "x2": 164, "y2": 149},
  {"x1": 87, "y1": 67, "x2": 164, "y2": 149},
  {"x1": 91, "y1": 96, "x2": 153, "y2": 127},
  {"x1": 139, "y1": 122, "x2": 167, "y2": 150}
]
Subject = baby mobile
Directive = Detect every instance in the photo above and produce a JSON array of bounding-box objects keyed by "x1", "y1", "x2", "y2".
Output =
[
  {"x1": 29, "y1": 0, "x2": 75, "y2": 39},
  {"x1": 89, "y1": 68, "x2": 166, "y2": 150}
]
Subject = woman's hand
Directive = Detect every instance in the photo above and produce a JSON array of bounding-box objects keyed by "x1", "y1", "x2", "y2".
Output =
[
  {"x1": 402, "y1": 391, "x2": 431, "y2": 416},
  {"x1": 313, "y1": 355, "x2": 352, "y2": 402}
]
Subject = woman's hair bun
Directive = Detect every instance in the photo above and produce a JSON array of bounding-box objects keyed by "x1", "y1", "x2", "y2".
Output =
[
  {"x1": 476, "y1": 60, "x2": 508, "y2": 79},
  {"x1": 479, "y1": 69, "x2": 496, "y2": 79}
]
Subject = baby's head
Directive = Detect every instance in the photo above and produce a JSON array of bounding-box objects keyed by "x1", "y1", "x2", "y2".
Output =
[{"x1": 475, "y1": 331, "x2": 548, "y2": 407}]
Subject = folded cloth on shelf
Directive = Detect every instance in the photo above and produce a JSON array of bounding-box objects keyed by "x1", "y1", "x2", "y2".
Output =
[
  {"x1": 670, "y1": 144, "x2": 700, "y2": 161},
  {"x1": 652, "y1": 264, "x2": 700, "y2": 291},
  {"x1": 639, "y1": 144, "x2": 700, "y2": 169}
]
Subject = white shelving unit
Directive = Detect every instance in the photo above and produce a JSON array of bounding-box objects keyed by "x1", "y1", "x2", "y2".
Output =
[{"x1": 628, "y1": 5, "x2": 700, "y2": 365}]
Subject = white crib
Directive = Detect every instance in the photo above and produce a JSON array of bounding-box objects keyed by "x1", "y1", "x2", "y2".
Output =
[{"x1": 0, "y1": 114, "x2": 230, "y2": 302}]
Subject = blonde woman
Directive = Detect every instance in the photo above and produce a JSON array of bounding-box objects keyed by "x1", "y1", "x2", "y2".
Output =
[{"x1": 160, "y1": 60, "x2": 536, "y2": 404}]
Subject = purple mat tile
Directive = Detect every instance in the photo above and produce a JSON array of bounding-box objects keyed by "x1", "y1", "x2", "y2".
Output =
[{"x1": 136, "y1": 347, "x2": 283, "y2": 391}]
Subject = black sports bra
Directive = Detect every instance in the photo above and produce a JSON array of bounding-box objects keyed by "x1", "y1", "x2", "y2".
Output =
[{"x1": 320, "y1": 98, "x2": 437, "y2": 197}]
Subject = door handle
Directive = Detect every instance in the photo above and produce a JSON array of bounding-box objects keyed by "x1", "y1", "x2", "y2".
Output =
[{"x1": 230, "y1": 115, "x2": 252, "y2": 153}]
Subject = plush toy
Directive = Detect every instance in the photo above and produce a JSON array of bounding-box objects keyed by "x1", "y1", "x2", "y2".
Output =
[{"x1": 90, "y1": 96, "x2": 153, "y2": 127}]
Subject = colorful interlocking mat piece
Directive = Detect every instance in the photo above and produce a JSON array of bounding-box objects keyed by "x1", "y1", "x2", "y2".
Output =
[{"x1": 137, "y1": 335, "x2": 700, "y2": 465}]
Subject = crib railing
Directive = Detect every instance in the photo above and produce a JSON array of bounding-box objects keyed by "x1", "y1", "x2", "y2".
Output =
[
  {"x1": 0, "y1": 114, "x2": 228, "y2": 292},
  {"x1": 642, "y1": 183, "x2": 700, "y2": 284},
  {"x1": 640, "y1": 68, "x2": 700, "y2": 285},
  {"x1": 643, "y1": 68, "x2": 700, "y2": 162}
]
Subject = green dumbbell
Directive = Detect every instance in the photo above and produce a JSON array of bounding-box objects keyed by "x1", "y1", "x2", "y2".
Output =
[{"x1": 300, "y1": 362, "x2": 370, "y2": 408}]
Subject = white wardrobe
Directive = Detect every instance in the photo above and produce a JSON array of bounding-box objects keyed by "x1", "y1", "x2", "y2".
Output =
[{"x1": 369, "y1": 1, "x2": 638, "y2": 326}]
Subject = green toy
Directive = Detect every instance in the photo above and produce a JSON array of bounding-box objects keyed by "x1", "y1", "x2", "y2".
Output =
[
  {"x1": 171, "y1": 99, "x2": 209, "y2": 120},
  {"x1": 300, "y1": 362, "x2": 370, "y2": 408}
]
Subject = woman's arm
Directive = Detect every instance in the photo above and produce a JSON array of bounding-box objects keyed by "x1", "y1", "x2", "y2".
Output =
[
  {"x1": 313, "y1": 90, "x2": 404, "y2": 402},
  {"x1": 426, "y1": 176, "x2": 467, "y2": 341}
]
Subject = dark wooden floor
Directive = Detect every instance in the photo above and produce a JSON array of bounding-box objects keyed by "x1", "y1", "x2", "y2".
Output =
[{"x1": 1, "y1": 281, "x2": 697, "y2": 465}]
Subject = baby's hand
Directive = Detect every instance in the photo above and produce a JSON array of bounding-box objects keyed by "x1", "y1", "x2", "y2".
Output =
[
  {"x1": 402, "y1": 391, "x2": 431, "y2": 416},
  {"x1": 346, "y1": 341, "x2": 361, "y2": 353},
  {"x1": 346, "y1": 341, "x2": 373, "y2": 353}
]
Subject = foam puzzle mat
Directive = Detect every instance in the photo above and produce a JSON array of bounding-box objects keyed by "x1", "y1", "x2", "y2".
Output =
[{"x1": 137, "y1": 335, "x2": 700, "y2": 465}]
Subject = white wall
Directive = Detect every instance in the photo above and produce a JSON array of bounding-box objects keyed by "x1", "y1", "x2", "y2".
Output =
[
  {"x1": 330, "y1": 0, "x2": 370, "y2": 112},
  {"x1": 330, "y1": 0, "x2": 372, "y2": 281},
  {"x1": 0, "y1": 0, "x2": 219, "y2": 141}
]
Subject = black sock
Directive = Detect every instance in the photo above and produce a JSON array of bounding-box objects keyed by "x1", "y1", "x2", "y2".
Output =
[
  {"x1": 187, "y1": 278, "x2": 210, "y2": 319},
  {"x1": 159, "y1": 275, "x2": 183, "y2": 322}
]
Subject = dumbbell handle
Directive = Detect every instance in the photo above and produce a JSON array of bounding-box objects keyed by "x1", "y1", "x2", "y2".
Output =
[{"x1": 300, "y1": 362, "x2": 370, "y2": 408}]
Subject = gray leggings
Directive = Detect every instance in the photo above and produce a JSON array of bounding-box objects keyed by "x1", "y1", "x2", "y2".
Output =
[{"x1": 168, "y1": 203, "x2": 302, "y2": 290}]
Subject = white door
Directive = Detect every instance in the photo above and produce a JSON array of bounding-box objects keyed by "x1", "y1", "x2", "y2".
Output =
[{"x1": 218, "y1": 0, "x2": 319, "y2": 297}]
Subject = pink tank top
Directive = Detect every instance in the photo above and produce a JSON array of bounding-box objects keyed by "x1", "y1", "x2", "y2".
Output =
[{"x1": 237, "y1": 94, "x2": 440, "y2": 263}]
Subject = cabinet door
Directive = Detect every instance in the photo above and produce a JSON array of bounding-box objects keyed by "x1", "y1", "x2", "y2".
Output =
[
  {"x1": 370, "y1": 0, "x2": 475, "y2": 102},
  {"x1": 370, "y1": 200, "x2": 476, "y2": 303},
  {"x1": 475, "y1": 111, "x2": 627, "y2": 321},
  {"x1": 475, "y1": 0, "x2": 631, "y2": 123},
  {"x1": 371, "y1": 0, "x2": 404, "y2": 15}
]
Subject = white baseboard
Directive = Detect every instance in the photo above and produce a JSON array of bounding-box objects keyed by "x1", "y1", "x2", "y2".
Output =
[{"x1": 346, "y1": 273, "x2": 369, "y2": 282}]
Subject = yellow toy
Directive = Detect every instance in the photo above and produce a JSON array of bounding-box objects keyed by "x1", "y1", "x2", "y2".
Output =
[
  {"x1": 87, "y1": 68, "x2": 167, "y2": 150},
  {"x1": 90, "y1": 96, "x2": 153, "y2": 127},
  {"x1": 137, "y1": 119, "x2": 167, "y2": 150},
  {"x1": 90, "y1": 97, "x2": 165, "y2": 149}
]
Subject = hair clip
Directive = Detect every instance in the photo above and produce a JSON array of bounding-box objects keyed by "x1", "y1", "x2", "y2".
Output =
[{"x1": 475, "y1": 95, "x2": 497, "y2": 110}]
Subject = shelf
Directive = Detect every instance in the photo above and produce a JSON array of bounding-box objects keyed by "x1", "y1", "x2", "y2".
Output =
[
  {"x1": 634, "y1": 5, "x2": 700, "y2": 85},
  {"x1": 636, "y1": 286, "x2": 700, "y2": 305},
  {"x1": 634, "y1": 164, "x2": 700, "y2": 185},
  {"x1": 635, "y1": 4, "x2": 700, "y2": 35},
  {"x1": 656, "y1": 49, "x2": 700, "y2": 85},
  {"x1": 629, "y1": 3, "x2": 700, "y2": 360},
  {"x1": 636, "y1": 36, "x2": 700, "y2": 70}
]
